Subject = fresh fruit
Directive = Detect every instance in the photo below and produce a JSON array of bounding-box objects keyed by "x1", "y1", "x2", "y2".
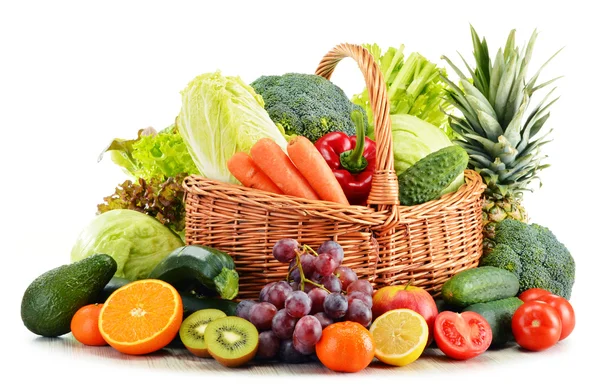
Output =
[
  {"x1": 249, "y1": 302, "x2": 277, "y2": 330},
  {"x1": 398, "y1": 145, "x2": 469, "y2": 206},
  {"x1": 334, "y1": 266, "x2": 357, "y2": 290},
  {"x1": 434, "y1": 311, "x2": 493, "y2": 360},
  {"x1": 293, "y1": 315, "x2": 322, "y2": 354},
  {"x1": 512, "y1": 300, "x2": 562, "y2": 351},
  {"x1": 348, "y1": 291, "x2": 373, "y2": 308},
  {"x1": 273, "y1": 239, "x2": 300, "y2": 262},
  {"x1": 257, "y1": 330, "x2": 280, "y2": 360},
  {"x1": 21, "y1": 254, "x2": 117, "y2": 337},
  {"x1": 316, "y1": 321, "x2": 375, "y2": 373},
  {"x1": 99, "y1": 279, "x2": 183, "y2": 355},
  {"x1": 205, "y1": 316, "x2": 259, "y2": 367},
  {"x1": 279, "y1": 339, "x2": 309, "y2": 363},
  {"x1": 247, "y1": 238, "x2": 374, "y2": 365},
  {"x1": 441, "y1": 266, "x2": 519, "y2": 307},
  {"x1": 308, "y1": 288, "x2": 328, "y2": 314},
  {"x1": 347, "y1": 280, "x2": 374, "y2": 296},
  {"x1": 346, "y1": 299, "x2": 372, "y2": 327},
  {"x1": 323, "y1": 293, "x2": 348, "y2": 319},
  {"x1": 369, "y1": 309, "x2": 428, "y2": 367},
  {"x1": 148, "y1": 245, "x2": 239, "y2": 300},
  {"x1": 372, "y1": 283, "x2": 438, "y2": 345},
  {"x1": 235, "y1": 300, "x2": 257, "y2": 320},
  {"x1": 317, "y1": 241, "x2": 344, "y2": 264},
  {"x1": 464, "y1": 297, "x2": 523, "y2": 346},
  {"x1": 70, "y1": 304, "x2": 107, "y2": 346},
  {"x1": 99, "y1": 276, "x2": 239, "y2": 317},
  {"x1": 537, "y1": 294, "x2": 575, "y2": 340},
  {"x1": 265, "y1": 281, "x2": 293, "y2": 309},
  {"x1": 443, "y1": 28, "x2": 560, "y2": 248},
  {"x1": 271, "y1": 309, "x2": 298, "y2": 339},
  {"x1": 179, "y1": 309, "x2": 227, "y2": 357},
  {"x1": 519, "y1": 288, "x2": 552, "y2": 302}
]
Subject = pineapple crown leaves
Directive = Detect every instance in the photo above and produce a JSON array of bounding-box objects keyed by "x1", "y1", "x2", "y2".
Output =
[{"x1": 440, "y1": 25, "x2": 563, "y2": 198}]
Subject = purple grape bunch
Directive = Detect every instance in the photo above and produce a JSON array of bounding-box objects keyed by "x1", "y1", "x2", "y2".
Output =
[{"x1": 243, "y1": 238, "x2": 376, "y2": 363}]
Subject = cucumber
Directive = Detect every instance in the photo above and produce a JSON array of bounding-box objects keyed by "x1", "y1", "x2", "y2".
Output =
[
  {"x1": 464, "y1": 297, "x2": 523, "y2": 347},
  {"x1": 97, "y1": 277, "x2": 239, "y2": 317},
  {"x1": 148, "y1": 245, "x2": 239, "y2": 300},
  {"x1": 398, "y1": 145, "x2": 469, "y2": 206},
  {"x1": 441, "y1": 266, "x2": 519, "y2": 307}
]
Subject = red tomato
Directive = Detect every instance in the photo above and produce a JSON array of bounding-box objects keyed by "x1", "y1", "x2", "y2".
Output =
[
  {"x1": 537, "y1": 294, "x2": 575, "y2": 340},
  {"x1": 70, "y1": 303, "x2": 107, "y2": 346},
  {"x1": 519, "y1": 288, "x2": 552, "y2": 302},
  {"x1": 512, "y1": 301, "x2": 562, "y2": 351},
  {"x1": 434, "y1": 311, "x2": 492, "y2": 360}
]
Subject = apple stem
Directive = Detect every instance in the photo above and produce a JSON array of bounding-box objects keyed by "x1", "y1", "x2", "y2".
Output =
[{"x1": 405, "y1": 278, "x2": 415, "y2": 290}]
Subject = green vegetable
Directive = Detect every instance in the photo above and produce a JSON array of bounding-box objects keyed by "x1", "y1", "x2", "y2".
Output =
[
  {"x1": 464, "y1": 297, "x2": 523, "y2": 347},
  {"x1": 480, "y1": 219, "x2": 575, "y2": 299},
  {"x1": 250, "y1": 73, "x2": 368, "y2": 143},
  {"x1": 148, "y1": 245, "x2": 239, "y2": 300},
  {"x1": 98, "y1": 277, "x2": 239, "y2": 317},
  {"x1": 441, "y1": 266, "x2": 520, "y2": 307},
  {"x1": 176, "y1": 71, "x2": 288, "y2": 184},
  {"x1": 21, "y1": 254, "x2": 117, "y2": 337},
  {"x1": 398, "y1": 145, "x2": 469, "y2": 205},
  {"x1": 70, "y1": 209, "x2": 184, "y2": 281},
  {"x1": 99, "y1": 125, "x2": 198, "y2": 181},
  {"x1": 392, "y1": 114, "x2": 464, "y2": 195},
  {"x1": 97, "y1": 173, "x2": 188, "y2": 238},
  {"x1": 352, "y1": 44, "x2": 452, "y2": 139}
]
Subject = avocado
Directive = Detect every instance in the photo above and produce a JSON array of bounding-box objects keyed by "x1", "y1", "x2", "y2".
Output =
[{"x1": 21, "y1": 254, "x2": 117, "y2": 337}]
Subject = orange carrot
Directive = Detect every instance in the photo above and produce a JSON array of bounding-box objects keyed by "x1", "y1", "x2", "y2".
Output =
[
  {"x1": 287, "y1": 136, "x2": 350, "y2": 205},
  {"x1": 227, "y1": 152, "x2": 284, "y2": 194},
  {"x1": 250, "y1": 138, "x2": 320, "y2": 200}
]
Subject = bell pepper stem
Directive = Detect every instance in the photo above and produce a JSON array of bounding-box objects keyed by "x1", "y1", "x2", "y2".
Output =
[{"x1": 340, "y1": 110, "x2": 368, "y2": 173}]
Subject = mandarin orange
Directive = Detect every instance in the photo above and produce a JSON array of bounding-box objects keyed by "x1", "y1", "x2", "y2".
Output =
[{"x1": 315, "y1": 321, "x2": 374, "y2": 373}]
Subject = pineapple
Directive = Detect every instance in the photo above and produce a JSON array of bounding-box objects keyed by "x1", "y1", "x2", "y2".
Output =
[{"x1": 441, "y1": 27, "x2": 561, "y2": 252}]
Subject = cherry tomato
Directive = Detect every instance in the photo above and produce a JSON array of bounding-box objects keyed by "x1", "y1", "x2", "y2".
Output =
[
  {"x1": 512, "y1": 301, "x2": 562, "y2": 351},
  {"x1": 537, "y1": 294, "x2": 575, "y2": 340},
  {"x1": 70, "y1": 303, "x2": 107, "y2": 346},
  {"x1": 519, "y1": 288, "x2": 552, "y2": 302},
  {"x1": 434, "y1": 311, "x2": 492, "y2": 360}
]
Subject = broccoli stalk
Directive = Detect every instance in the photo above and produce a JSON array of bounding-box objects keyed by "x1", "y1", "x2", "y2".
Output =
[
  {"x1": 250, "y1": 73, "x2": 368, "y2": 143},
  {"x1": 480, "y1": 219, "x2": 576, "y2": 299}
]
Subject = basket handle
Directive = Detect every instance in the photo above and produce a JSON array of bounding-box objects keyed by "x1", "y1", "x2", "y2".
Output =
[{"x1": 315, "y1": 43, "x2": 398, "y2": 207}]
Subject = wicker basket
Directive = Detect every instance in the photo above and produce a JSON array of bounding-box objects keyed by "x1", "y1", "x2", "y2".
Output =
[{"x1": 183, "y1": 43, "x2": 485, "y2": 300}]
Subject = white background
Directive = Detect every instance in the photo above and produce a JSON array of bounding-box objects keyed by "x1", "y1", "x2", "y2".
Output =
[{"x1": 1, "y1": 0, "x2": 598, "y2": 390}]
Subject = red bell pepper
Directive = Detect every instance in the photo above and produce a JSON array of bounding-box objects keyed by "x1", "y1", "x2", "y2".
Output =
[{"x1": 314, "y1": 111, "x2": 376, "y2": 205}]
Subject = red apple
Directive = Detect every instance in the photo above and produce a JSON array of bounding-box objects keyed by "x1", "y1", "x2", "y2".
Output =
[{"x1": 372, "y1": 284, "x2": 438, "y2": 346}]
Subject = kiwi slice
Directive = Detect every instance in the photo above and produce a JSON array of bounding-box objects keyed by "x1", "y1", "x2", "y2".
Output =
[
  {"x1": 179, "y1": 309, "x2": 227, "y2": 357},
  {"x1": 205, "y1": 316, "x2": 259, "y2": 367}
]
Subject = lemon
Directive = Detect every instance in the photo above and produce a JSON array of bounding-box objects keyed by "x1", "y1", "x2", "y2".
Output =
[{"x1": 369, "y1": 308, "x2": 428, "y2": 366}]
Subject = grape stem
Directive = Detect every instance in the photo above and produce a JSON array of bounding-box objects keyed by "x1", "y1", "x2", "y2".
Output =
[{"x1": 288, "y1": 249, "x2": 331, "y2": 294}]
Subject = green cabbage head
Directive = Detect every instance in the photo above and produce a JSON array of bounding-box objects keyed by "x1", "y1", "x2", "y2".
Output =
[{"x1": 71, "y1": 209, "x2": 184, "y2": 281}]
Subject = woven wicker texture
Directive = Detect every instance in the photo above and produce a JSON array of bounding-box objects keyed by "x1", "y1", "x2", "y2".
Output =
[{"x1": 183, "y1": 43, "x2": 485, "y2": 299}]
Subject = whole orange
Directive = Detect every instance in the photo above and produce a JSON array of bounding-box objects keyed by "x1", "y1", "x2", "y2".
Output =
[
  {"x1": 315, "y1": 321, "x2": 374, "y2": 373},
  {"x1": 70, "y1": 303, "x2": 107, "y2": 346}
]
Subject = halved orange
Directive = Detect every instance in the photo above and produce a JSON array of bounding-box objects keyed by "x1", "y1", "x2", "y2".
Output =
[{"x1": 99, "y1": 279, "x2": 183, "y2": 355}]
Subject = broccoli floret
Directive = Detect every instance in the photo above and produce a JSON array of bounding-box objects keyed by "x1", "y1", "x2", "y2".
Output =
[
  {"x1": 250, "y1": 73, "x2": 368, "y2": 142},
  {"x1": 481, "y1": 219, "x2": 576, "y2": 299},
  {"x1": 480, "y1": 243, "x2": 523, "y2": 276}
]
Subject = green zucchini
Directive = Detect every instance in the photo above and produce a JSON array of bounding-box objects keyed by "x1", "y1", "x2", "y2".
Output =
[
  {"x1": 148, "y1": 245, "x2": 239, "y2": 300},
  {"x1": 441, "y1": 266, "x2": 519, "y2": 307},
  {"x1": 398, "y1": 145, "x2": 469, "y2": 206},
  {"x1": 464, "y1": 297, "x2": 523, "y2": 347},
  {"x1": 97, "y1": 277, "x2": 239, "y2": 318}
]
